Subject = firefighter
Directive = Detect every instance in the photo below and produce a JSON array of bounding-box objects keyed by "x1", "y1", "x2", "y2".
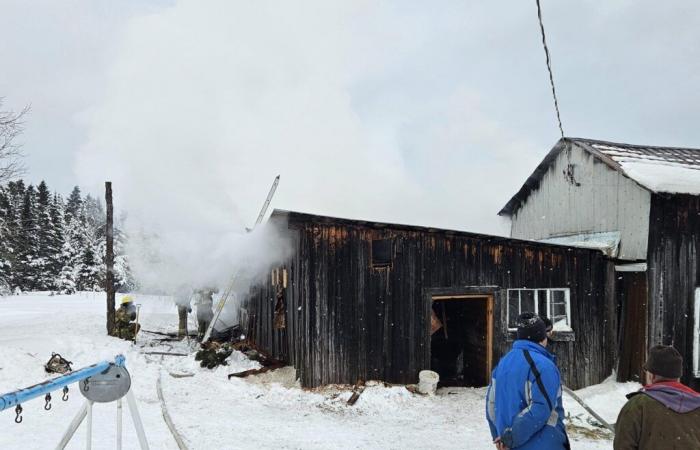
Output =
[
  {"x1": 115, "y1": 295, "x2": 140, "y2": 340},
  {"x1": 174, "y1": 285, "x2": 193, "y2": 339},
  {"x1": 194, "y1": 288, "x2": 215, "y2": 340}
]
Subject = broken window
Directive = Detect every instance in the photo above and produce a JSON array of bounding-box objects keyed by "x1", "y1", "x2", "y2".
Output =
[
  {"x1": 506, "y1": 288, "x2": 572, "y2": 332},
  {"x1": 371, "y1": 238, "x2": 393, "y2": 268}
]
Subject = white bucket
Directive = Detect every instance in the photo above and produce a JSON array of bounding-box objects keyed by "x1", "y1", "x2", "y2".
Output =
[{"x1": 417, "y1": 370, "x2": 439, "y2": 395}]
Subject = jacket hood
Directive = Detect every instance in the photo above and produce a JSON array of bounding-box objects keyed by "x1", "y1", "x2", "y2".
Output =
[
  {"x1": 639, "y1": 382, "x2": 700, "y2": 413},
  {"x1": 512, "y1": 339, "x2": 555, "y2": 362}
]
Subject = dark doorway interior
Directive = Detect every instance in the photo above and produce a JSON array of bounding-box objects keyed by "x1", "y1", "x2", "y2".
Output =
[{"x1": 430, "y1": 297, "x2": 490, "y2": 387}]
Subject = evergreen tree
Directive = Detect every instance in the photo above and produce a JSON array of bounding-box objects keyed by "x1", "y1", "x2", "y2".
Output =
[
  {"x1": 76, "y1": 241, "x2": 101, "y2": 291},
  {"x1": 96, "y1": 224, "x2": 136, "y2": 292},
  {"x1": 34, "y1": 181, "x2": 55, "y2": 289},
  {"x1": 1, "y1": 181, "x2": 26, "y2": 291},
  {"x1": 49, "y1": 193, "x2": 67, "y2": 290},
  {"x1": 15, "y1": 185, "x2": 39, "y2": 290},
  {"x1": 83, "y1": 194, "x2": 105, "y2": 235},
  {"x1": 65, "y1": 186, "x2": 82, "y2": 223},
  {"x1": 76, "y1": 194, "x2": 104, "y2": 291},
  {"x1": 6, "y1": 180, "x2": 25, "y2": 269},
  {"x1": 60, "y1": 194, "x2": 86, "y2": 293},
  {"x1": 0, "y1": 180, "x2": 133, "y2": 293},
  {"x1": 0, "y1": 187, "x2": 13, "y2": 292}
]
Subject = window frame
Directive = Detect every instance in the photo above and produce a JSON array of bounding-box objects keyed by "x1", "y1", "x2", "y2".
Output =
[
  {"x1": 371, "y1": 238, "x2": 393, "y2": 269},
  {"x1": 506, "y1": 288, "x2": 572, "y2": 332}
]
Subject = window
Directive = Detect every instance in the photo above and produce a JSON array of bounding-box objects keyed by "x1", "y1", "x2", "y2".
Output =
[
  {"x1": 507, "y1": 288, "x2": 572, "y2": 332},
  {"x1": 371, "y1": 238, "x2": 393, "y2": 268},
  {"x1": 694, "y1": 288, "x2": 700, "y2": 377}
]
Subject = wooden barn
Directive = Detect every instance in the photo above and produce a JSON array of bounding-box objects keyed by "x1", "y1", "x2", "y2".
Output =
[
  {"x1": 499, "y1": 137, "x2": 700, "y2": 389},
  {"x1": 243, "y1": 210, "x2": 616, "y2": 390}
]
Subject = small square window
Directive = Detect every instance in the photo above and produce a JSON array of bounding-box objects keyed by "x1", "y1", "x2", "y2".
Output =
[
  {"x1": 372, "y1": 238, "x2": 393, "y2": 268},
  {"x1": 507, "y1": 288, "x2": 572, "y2": 332}
]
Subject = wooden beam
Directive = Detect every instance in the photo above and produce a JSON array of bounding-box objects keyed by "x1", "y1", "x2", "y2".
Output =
[{"x1": 105, "y1": 181, "x2": 115, "y2": 336}]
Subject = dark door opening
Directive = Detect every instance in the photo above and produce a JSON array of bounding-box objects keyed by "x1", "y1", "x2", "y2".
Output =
[{"x1": 430, "y1": 295, "x2": 493, "y2": 387}]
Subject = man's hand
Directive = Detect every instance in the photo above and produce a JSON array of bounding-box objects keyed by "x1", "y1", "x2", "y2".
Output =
[{"x1": 493, "y1": 437, "x2": 509, "y2": 450}]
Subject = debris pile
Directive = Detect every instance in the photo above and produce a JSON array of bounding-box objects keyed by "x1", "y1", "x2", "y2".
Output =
[
  {"x1": 195, "y1": 341, "x2": 234, "y2": 369},
  {"x1": 228, "y1": 340, "x2": 285, "y2": 378}
]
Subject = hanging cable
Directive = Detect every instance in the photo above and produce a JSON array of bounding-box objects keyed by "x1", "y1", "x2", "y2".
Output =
[{"x1": 535, "y1": 0, "x2": 565, "y2": 137}]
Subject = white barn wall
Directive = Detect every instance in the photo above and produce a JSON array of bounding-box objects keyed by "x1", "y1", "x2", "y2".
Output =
[{"x1": 510, "y1": 145, "x2": 651, "y2": 260}]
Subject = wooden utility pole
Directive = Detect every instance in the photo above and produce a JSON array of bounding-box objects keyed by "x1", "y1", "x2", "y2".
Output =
[{"x1": 105, "y1": 181, "x2": 116, "y2": 336}]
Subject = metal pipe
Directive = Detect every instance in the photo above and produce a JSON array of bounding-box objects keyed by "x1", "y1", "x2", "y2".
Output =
[
  {"x1": 126, "y1": 389, "x2": 150, "y2": 449},
  {"x1": 55, "y1": 401, "x2": 89, "y2": 450},
  {"x1": 117, "y1": 398, "x2": 123, "y2": 450},
  {"x1": 86, "y1": 401, "x2": 93, "y2": 450},
  {"x1": 0, "y1": 355, "x2": 125, "y2": 412}
]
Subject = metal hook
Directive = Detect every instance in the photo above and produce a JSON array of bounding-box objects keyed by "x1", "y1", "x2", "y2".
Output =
[
  {"x1": 83, "y1": 378, "x2": 90, "y2": 392},
  {"x1": 14, "y1": 405, "x2": 22, "y2": 424},
  {"x1": 62, "y1": 386, "x2": 69, "y2": 401},
  {"x1": 44, "y1": 393, "x2": 52, "y2": 411}
]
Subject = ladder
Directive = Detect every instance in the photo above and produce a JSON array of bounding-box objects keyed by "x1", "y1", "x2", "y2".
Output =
[{"x1": 202, "y1": 175, "x2": 280, "y2": 342}]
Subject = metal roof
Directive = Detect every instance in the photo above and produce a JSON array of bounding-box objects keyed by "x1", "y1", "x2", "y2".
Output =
[{"x1": 499, "y1": 137, "x2": 700, "y2": 216}]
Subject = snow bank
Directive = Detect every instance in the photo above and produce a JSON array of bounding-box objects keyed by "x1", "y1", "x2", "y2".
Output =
[
  {"x1": 564, "y1": 374, "x2": 641, "y2": 432},
  {"x1": 0, "y1": 293, "x2": 619, "y2": 449}
]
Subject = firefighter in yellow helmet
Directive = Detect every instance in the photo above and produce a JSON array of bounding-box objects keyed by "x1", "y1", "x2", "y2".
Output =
[{"x1": 115, "y1": 295, "x2": 140, "y2": 340}]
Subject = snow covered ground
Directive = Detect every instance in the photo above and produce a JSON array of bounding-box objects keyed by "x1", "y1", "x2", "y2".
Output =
[{"x1": 0, "y1": 293, "x2": 633, "y2": 449}]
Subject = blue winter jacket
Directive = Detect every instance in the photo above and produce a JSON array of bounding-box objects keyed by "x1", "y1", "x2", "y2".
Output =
[{"x1": 485, "y1": 340, "x2": 568, "y2": 449}]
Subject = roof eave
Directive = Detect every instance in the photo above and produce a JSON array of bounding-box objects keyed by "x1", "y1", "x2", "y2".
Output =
[{"x1": 497, "y1": 137, "x2": 569, "y2": 217}]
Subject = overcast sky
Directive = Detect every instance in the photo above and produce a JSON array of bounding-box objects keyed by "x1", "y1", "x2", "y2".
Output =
[{"x1": 2, "y1": 0, "x2": 699, "y2": 235}]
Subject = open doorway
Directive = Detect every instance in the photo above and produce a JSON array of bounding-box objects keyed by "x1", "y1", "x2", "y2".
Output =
[{"x1": 430, "y1": 295, "x2": 493, "y2": 387}]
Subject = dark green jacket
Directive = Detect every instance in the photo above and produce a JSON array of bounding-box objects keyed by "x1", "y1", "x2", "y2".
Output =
[{"x1": 614, "y1": 382, "x2": 700, "y2": 450}]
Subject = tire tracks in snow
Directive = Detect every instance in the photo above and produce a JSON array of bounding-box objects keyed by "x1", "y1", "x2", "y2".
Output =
[
  {"x1": 157, "y1": 371, "x2": 189, "y2": 450},
  {"x1": 141, "y1": 335, "x2": 190, "y2": 450}
]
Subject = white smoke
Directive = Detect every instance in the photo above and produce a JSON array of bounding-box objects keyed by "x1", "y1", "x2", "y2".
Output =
[{"x1": 74, "y1": 1, "x2": 542, "y2": 307}]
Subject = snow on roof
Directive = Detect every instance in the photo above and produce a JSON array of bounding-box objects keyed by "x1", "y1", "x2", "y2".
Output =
[
  {"x1": 587, "y1": 141, "x2": 700, "y2": 195},
  {"x1": 538, "y1": 231, "x2": 621, "y2": 258}
]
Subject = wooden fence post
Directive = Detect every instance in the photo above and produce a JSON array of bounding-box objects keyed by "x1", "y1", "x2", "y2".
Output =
[{"x1": 106, "y1": 181, "x2": 116, "y2": 336}]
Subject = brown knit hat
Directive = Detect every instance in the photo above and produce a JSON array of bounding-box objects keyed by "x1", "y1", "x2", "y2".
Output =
[{"x1": 644, "y1": 345, "x2": 683, "y2": 379}]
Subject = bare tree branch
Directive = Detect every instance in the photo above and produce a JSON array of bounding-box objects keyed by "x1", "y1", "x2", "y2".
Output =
[{"x1": 0, "y1": 98, "x2": 29, "y2": 183}]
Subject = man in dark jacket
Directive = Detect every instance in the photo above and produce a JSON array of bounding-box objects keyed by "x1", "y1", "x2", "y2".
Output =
[
  {"x1": 614, "y1": 345, "x2": 700, "y2": 449},
  {"x1": 486, "y1": 312, "x2": 568, "y2": 449}
]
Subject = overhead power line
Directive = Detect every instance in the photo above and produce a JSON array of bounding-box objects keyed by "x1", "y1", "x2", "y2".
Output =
[{"x1": 535, "y1": 0, "x2": 565, "y2": 138}]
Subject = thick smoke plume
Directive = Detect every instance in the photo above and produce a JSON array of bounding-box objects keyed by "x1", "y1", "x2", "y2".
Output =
[{"x1": 74, "y1": 1, "x2": 544, "y2": 306}]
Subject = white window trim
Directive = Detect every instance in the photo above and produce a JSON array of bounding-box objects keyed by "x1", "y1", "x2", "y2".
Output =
[
  {"x1": 694, "y1": 288, "x2": 700, "y2": 378},
  {"x1": 506, "y1": 288, "x2": 572, "y2": 332}
]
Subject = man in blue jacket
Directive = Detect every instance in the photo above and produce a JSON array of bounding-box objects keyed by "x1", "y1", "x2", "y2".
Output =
[{"x1": 485, "y1": 312, "x2": 569, "y2": 449}]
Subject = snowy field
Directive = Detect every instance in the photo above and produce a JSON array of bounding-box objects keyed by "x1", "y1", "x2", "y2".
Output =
[{"x1": 0, "y1": 293, "x2": 631, "y2": 449}]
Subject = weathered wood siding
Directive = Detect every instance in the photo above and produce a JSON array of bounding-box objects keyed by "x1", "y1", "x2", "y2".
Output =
[
  {"x1": 246, "y1": 212, "x2": 615, "y2": 389},
  {"x1": 647, "y1": 194, "x2": 700, "y2": 389},
  {"x1": 616, "y1": 272, "x2": 648, "y2": 383},
  {"x1": 509, "y1": 141, "x2": 651, "y2": 260}
]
